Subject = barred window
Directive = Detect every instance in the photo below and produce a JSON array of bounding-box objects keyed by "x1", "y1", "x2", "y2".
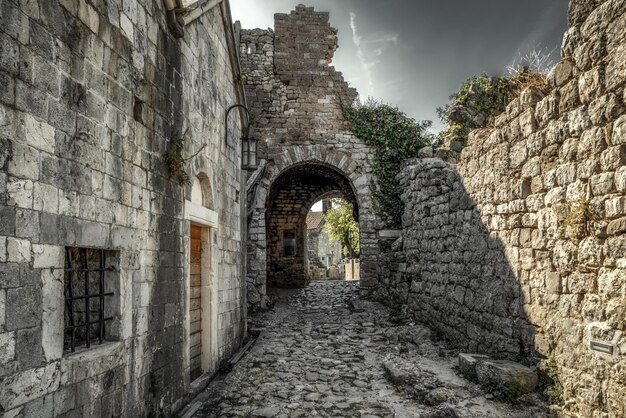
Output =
[{"x1": 64, "y1": 248, "x2": 119, "y2": 353}]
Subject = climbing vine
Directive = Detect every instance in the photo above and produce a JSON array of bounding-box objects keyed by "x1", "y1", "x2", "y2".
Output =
[
  {"x1": 341, "y1": 99, "x2": 433, "y2": 227},
  {"x1": 165, "y1": 129, "x2": 205, "y2": 186}
]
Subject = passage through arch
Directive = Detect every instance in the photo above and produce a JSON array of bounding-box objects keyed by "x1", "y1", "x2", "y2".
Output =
[{"x1": 266, "y1": 163, "x2": 359, "y2": 288}]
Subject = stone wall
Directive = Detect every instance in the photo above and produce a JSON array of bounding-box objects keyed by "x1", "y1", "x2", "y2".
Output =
[
  {"x1": 240, "y1": 6, "x2": 381, "y2": 309},
  {"x1": 374, "y1": 0, "x2": 626, "y2": 415},
  {"x1": 0, "y1": 0, "x2": 246, "y2": 416}
]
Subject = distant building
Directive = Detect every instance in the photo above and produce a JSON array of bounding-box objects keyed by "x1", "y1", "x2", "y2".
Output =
[{"x1": 306, "y1": 202, "x2": 343, "y2": 280}]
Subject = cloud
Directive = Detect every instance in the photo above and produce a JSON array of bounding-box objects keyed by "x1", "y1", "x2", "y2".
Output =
[
  {"x1": 349, "y1": 12, "x2": 374, "y2": 96},
  {"x1": 349, "y1": 12, "x2": 399, "y2": 98}
]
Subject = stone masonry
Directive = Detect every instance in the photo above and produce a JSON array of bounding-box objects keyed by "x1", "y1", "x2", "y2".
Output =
[
  {"x1": 240, "y1": 6, "x2": 382, "y2": 310},
  {"x1": 0, "y1": 0, "x2": 247, "y2": 416},
  {"x1": 374, "y1": 0, "x2": 626, "y2": 416}
]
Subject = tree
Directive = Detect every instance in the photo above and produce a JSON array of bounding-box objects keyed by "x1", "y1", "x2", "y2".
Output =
[{"x1": 323, "y1": 201, "x2": 360, "y2": 259}]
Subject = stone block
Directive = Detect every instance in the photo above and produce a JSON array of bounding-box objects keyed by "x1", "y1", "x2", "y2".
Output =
[
  {"x1": 615, "y1": 166, "x2": 626, "y2": 193},
  {"x1": 23, "y1": 395, "x2": 54, "y2": 418},
  {"x1": 0, "y1": 331, "x2": 16, "y2": 364},
  {"x1": 6, "y1": 179, "x2": 34, "y2": 208},
  {"x1": 519, "y1": 87, "x2": 545, "y2": 108},
  {"x1": 605, "y1": 196, "x2": 626, "y2": 218},
  {"x1": 41, "y1": 269, "x2": 64, "y2": 362},
  {"x1": 15, "y1": 80, "x2": 48, "y2": 121},
  {"x1": 602, "y1": 144, "x2": 626, "y2": 171},
  {"x1": 612, "y1": 114, "x2": 626, "y2": 145},
  {"x1": 5, "y1": 286, "x2": 40, "y2": 331},
  {"x1": 578, "y1": 67, "x2": 604, "y2": 104},
  {"x1": 0, "y1": 236, "x2": 5, "y2": 263},
  {"x1": 77, "y1": 220, "x2": 109, "y2": 248},
  {"x1": 17, "y1": 327, "x2": 42, "y2": 369},
  {"x1": 53, "y1": 384, "x2": 76, "y2": 416},
  {"x1": 0, "y1": 262, "x2": 19, "y2": 288},
  {"x1": 559, "y1": 78, "x2": 579, "y2": 114},
  {"x1": 33, "y1": 182, "x2": 59, "y2": 213},
  {"x1": 590, "y1": 172, "x2": 615, "y2": 196},
  {"x1": 7, "y1": 237, "x2": 31, "y2": 262},
  {"x1": 475, "y1": 359, "x2": 538, "y2": 396},
  {"x1": 457, "y1": 353, "x2": 491, "y2": 378},
  {"x1": 15, "y1": 208, "x2": 39, "y2": 240},
  {"x1": 554, "y1": 60, "x2": 574, "y2": 87},
  {"x1": 7, "y1": 142, "x2": 40, "y2": 181},
  {"x1": 607, "y1": 217, "x2": 626, "y2": 236},
  {"x1": 0, "y1": 363, "x2": 61, "y2": 411},
  {"x1": 0, "y1": 32, "x2": 19, "y2": 76},
  {"x1": 32, "y1": 244, "x2": 64, "y2": 269}
]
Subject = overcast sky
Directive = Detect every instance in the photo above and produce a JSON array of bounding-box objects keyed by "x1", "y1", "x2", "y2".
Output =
[{"x1": 230, "y1": 0, "x2": 569, "y2": 132}]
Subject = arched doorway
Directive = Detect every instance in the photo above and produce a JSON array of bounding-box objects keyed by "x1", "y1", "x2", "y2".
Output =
[{"x1": 266, "y1": 163, "x2": 359, "y2": 288}]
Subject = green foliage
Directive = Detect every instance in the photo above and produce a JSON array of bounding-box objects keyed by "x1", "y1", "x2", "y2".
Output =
[
  {"x1": 165, "y1": 129, "x2": 205, "y2": 186},
  {"x1": 341, "y1": 99, "x2": 433, "y2": 227},
  {"x1": 539, "y1": 358, "x2": 563, "y2": 405},
  {"x1": 436, "y1": 74, "x2": 517, "y2": 146},
  {"x1": 559, "y1": 198, "x2": 597, "y2": 239},
  {"x1": 323, "y1": 200, "x2": 360, "y2": 258}
]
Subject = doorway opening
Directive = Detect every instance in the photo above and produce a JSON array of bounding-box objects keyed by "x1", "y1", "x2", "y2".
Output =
[
  {"x1": 266, "y1": 163, "x2": 360, "y2": 288},
  {"x1": 306, "y1": 197, "x2": 360, "y2": 281}
]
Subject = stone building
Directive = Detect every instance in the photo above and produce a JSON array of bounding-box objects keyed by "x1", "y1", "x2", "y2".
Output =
[
  {"x1": 305, "y1": 204, "x2": 343, "y2": 280},
  {"x1": 0, "y1": 0, "x2": 248, "y2": 416},
  {"x1": 240, "y1": 6, "x2": 385, "y2": 310},
  {"x1": 374, "y1": 0, "x2": 626, "y2": 416}
]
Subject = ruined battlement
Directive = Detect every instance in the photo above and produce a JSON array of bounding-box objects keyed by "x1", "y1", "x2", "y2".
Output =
[{"x1": 239, "y1": 5, "x2": 358, "y2": 152}]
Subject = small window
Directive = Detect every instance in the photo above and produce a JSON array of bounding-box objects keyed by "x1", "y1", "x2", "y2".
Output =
[
  {"x1": 64, "y1": 248, "x2": 119, "y2": 353},
  {"x1": 283, "y1": 230, "x2": 296, "y2": 256}
]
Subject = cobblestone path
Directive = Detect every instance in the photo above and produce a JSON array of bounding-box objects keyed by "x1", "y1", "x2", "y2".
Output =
[{"x1": 188, "y1": 281, "x2": 553, "y2": 418}]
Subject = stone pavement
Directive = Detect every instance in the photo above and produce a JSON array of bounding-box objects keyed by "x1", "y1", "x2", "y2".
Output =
[{"x1": 187, "y1": 281, "x2": 554, "y2": 418}]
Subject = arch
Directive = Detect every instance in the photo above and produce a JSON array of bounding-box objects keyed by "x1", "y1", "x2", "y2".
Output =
[
  {"x1": 246, "y1": 147, "x2": 378, "y2": 309},
  {"x1": 191, "y1": 172, "x2": 213, "y2": 209},
  {"x1": 265, "y1": 162, "x2": 361, "y2": 288}
]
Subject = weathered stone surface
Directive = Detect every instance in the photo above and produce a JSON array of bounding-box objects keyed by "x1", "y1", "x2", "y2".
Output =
[
  {"x1": 373, "y1": 2, "x2": 626, "y2": 417},
  {"x1": 475, "y1": 360, "x2": 538, "y2": 395},
  {"x1": 458, "y1": 353, "x2": 492, "y2": 378},
  {"x1": 0, "y1": 0, "x2": 248, "y2": 416},
  {"x1": 189, "y1": 282, "x2": 552, "y2": 418},
  {"x1": 241, "y1": 6, "x2": 378, "y2": 304},
  {"x1": 0, "y1": 363, "x2": 61, "y2": 410}
]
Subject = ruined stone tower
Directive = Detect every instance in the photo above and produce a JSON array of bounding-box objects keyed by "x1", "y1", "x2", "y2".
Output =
[{"x1": 240, "y1": 5, "x2": 384, "y2": 309}]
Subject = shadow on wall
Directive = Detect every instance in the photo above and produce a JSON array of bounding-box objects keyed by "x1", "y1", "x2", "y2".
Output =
[{"x1": 374, "y1": 158, "x2": 535, "y2": 362}]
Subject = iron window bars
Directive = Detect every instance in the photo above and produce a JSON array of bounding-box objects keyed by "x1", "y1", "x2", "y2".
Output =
[{"x1": 64, "y1": 248, "x2": 114, "y2": 353}]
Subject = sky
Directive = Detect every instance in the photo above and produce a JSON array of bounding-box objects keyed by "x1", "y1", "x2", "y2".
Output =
[{"x1": 229, "y1": 0, "x2": 569, "y2": 133}]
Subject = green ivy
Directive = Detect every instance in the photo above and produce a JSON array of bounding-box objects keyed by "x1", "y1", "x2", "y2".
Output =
[{"x1": 341, "y1": 100, "x2": 433, "y2": 227}]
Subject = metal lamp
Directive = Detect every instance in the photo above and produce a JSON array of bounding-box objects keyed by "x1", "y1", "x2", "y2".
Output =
[{"x1": 225, "y1": 104, "x2": 258, "y2": 170}]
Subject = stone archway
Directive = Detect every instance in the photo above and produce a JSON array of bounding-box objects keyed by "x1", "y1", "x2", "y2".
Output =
[
  {"x1": 266, "y1": 163, "x2": 359, "y2": 288},
  {"x1": 246, "y1": 146, "x2": 379, "y2": 310}
]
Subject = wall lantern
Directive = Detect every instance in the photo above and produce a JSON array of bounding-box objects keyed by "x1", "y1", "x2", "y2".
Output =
[{"x1": 225, "y1": 104, "x2": 258, "y2": 170}]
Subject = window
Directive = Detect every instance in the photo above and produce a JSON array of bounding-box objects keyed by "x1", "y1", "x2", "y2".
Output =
[
  {"x1": 283, "y1": 230, "x2": 296, "y2": 256},
  {"x1": 64, "y1": 248, "x2": 118, "y2": 353}
]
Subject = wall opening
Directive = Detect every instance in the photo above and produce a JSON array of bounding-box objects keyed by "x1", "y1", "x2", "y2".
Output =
[
  {"x1": 189, "y1": 224, "x2": 203, "y2": 381},
  {"x1": 266, "y1": 163, "x2": 359, "y2": 288},
  {"x1": 306, "y1": 197, "x2": 360, "y2": 281},
  {"x1": 185, "y1": 174, "x2": 219, "y2": 384}
]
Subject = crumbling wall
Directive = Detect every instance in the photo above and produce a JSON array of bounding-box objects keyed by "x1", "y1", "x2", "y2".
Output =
[
  {"x1": 240, "y1": 6, "x2": 380, "y2": 309},
  {"x1": 0, "y1": 0, "x2": 246, "y2": 416},
  {"x1": 375, "y1": 0, "x2": 626, "y2": 415}
]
